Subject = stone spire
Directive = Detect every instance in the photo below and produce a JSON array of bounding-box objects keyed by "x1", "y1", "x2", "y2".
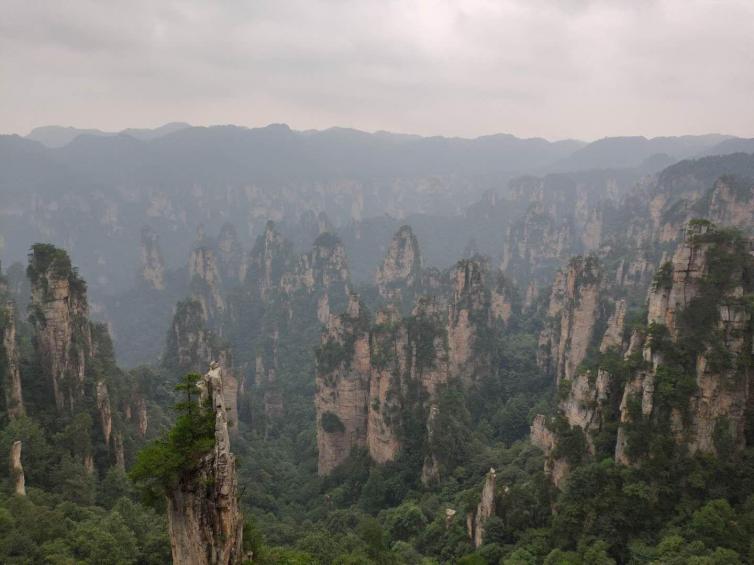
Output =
[
  {"x1": 10, "y1": 440, "x2": 25, "y2": 496},
  {"x1": 167, "y1": 364, "x2": 244, "y2": 565}
]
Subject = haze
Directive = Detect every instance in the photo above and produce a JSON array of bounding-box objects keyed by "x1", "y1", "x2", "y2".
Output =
[{"x1": 2, "y1": 0, "x2": 754, "y2": 140}]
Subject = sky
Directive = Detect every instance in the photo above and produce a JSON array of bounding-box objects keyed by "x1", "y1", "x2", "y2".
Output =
[{"x1": 1, "y1": 0, "x2": 753, "y2": 141}]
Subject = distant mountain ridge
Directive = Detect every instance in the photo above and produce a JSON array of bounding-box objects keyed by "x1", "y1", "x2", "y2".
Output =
[
  {"x1": 26, "y1": 122, "x2": 192, "y2": 148},
  {"x1": 22, "y1": 122, "x2": 750, "y2": 175}
]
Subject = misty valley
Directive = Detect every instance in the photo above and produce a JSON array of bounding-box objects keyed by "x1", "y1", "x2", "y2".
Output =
[{"x1": 1, "y1": 124, "x2": 754, "y2": 564}]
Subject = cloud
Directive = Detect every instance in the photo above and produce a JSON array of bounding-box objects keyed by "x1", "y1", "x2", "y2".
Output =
[{"x1": 1, "y1": 0, "x2": 752, "y2": 139}]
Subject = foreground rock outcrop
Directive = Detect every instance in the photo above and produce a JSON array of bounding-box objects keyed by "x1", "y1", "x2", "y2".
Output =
[{"x1": 167, "y1": 364, "x2": 244, "y2": 565}]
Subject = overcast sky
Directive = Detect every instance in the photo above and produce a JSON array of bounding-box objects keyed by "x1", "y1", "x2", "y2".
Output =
[{"x1": 1, "y1": 0, "x2": 753, "y2": 140}]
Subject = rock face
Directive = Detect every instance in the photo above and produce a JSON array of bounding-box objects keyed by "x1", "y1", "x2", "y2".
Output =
[
  {"x1": 189, "y1": 246, "x2": 226, "y2": 323},
  {"x1": 502, "y1": 201, "x2": 573, "y2": 286},
  {"x1": 530, "y1": 415, "x2": 569, "y2": 487},
  {"x1": 216, "y1": 223, "x2": 246, "y2": 284},
  {"x1": 165, "y1": 300, "x2": 217, "y2": 372},
  {"x1": 376, "y1": 225, "x2": 422, "y2": 303},
  {"x1": 533, "y1": 221, "x2": 754, "y2": 486},
  {"x1": 140, "y1": 226, "x2": 165, "y2": 290},
  {"x1": 468, "y1": 468, "x2": 496, "y2": 548},
  {"x1": 2, "y1": 302, "x2": 25, "y2": 418},
  {"x1": 164, "y1": 299, "x2": 240, "y2": 437},
  {"x1": 10, "y1": 440, "x2": 25, "y2": 496},
  {"x1": 28, "y1": 245, "x2": 93, "y2": 411},
  {"x1": 246, "y1": 221, "x2": 292, "y2": 299},
  {"x1": 537, "y1": 256, "x2": 603, "y2": 384},
  {"x1": 315, "y1": 294, "x2": 371, "y2": 475},
  {"x1": 616, "y1": 222, "x2": 754, "y2": 464},
  {"x1": 600, "y1": 299, "x2": 626, "y2": 352},
  {"x1": 254, "y1": 330, "x2": 284, "y2": 434},
  {"x1": 167, "y1": 364, "x2": 244, "y2": 565},
  {"x1": 283, "y1": 232, "x2": 350, "y2": 298},
  {"x1": 316, "y1": 258, "x2": 499, "y2": 477}
]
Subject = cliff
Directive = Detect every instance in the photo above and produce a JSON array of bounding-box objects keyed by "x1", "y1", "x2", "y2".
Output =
[
  {"x1": 533, "y1": 220, "x2": 754, "y2": 487},
  {"x1": 164, "y1": 299, "x2": 240, "y2": 436},
  {"x1": 1, "y1": 301, "x2": 25, "y2": 418},
  {"x1": 189, "y1": 246, "x2": 226, "y2": 323},
  {"x1": 167, "y1": 364, "x2": 244, "y2": 565},
  {"x1": 246, "y1": 221, "x2": 293, "y2": 299},
  {"x1": 467, "y1": 468, "x2": 496, "y2": 548},
  {"x1": 501, "y1": 202, "x2": 573, "y2": 286},
  {"x1": 28, "y1": 244, "x2": 93, "y2": 412},
  {"x1": 615, "y1": 221, "x2": 754, "y2": 464},
  {"x1": 282, "y1": 231, "x2": 350, "y2": 300},
  {"x1": 375, "y1": 225, "x2": 422, "y2": 304},
  {"x1": 140, "y1": 226, "x2": 166, "y2": 290},
  {"x1": 10, "y1": 440, "x2": 25, "y2": 496},
  {"x1": 216, "y1": 223, "x2": 246, "y2": 285},
  {"x1": 316, "y1": 258, "x2": 500, "y2": 477},
  {"x1": 315, "y1": 294, "x2": 371, "y2": 475},
  {"x1": 537, "y1": 255, "x2": 603, "y2": 384}
]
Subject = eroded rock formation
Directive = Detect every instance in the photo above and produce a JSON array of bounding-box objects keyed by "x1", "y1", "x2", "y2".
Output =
[
  {"x1": 316, "y1": 258, "x2": 501, "y2": 477},
  {"x1": 28, "y1": 245, "x2": 93, "y2": 411},
  {"x1": 533, "y1": 221, "x2": 754, "y2": 486},
  {"x1": 376, "y1": 225, "x2": 422, "y2": 303},
  {"x1": 537, "y1": 255, "x2": 603, "y2": 384},
  {"x1": 189, "y1": 246, "x2": 226, "y2": 322},
  {"x1": 10, "y1": 440, "x2": 25, "y2": 496},
  {"x1": 167, "y1": 364, "x2": 244, "y2": 565},
  {"x1": 140, "y1": 226, "x2": 165, "y2": 290},
  {"x1": 315, "y1": 294, "x2": 371, "y2": 475},
  {"x1": 216, "y1": 223, "x2": 246, "y2": 284},
  {"x1": 2, "y1": 301, "x2": 25, "y2": 418},
  {"x1": 616, "y1": 222, "x2": 754, "y2": 463},
  {"x1": 164, "y1": 299, "x2": 240, "y2": 437},
  {"x1": 468, "y1": 468, "x2": 496, "y2": 548}
]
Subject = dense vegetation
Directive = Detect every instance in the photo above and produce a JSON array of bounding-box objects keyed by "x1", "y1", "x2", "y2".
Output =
[
  {"x1": 129, "y1": 373, "x2": 216, "y2": 507},
  {"x1": 2, "y1": 184, "x2": 754, "y2": 563}
]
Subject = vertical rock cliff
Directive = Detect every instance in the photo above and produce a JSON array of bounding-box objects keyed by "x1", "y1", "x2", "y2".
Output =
[
  {"x1": 28, "y1": 244, "x2": 93, "y2": 411},
  {"x1": 2, "y1": 301, "x2": 25, "y2": 418},
  {"x1": 467, "y1": 468, "x2": 496, "y2": 548},
  {"x1": 283, "y1": 232, "x2": 350, "y2": 301},
  {"x1": 447, "y1": 259, "x2": 492, "y2": 384},
  {"x1": 501, "y1": 202, "x2": 573, "y2": 286},
  {"x1": 246, "y1": 221, "x2": 293, "y2": 300},
  {"x1": 167, "y1": 364, "x2": 244, "y2": 565},
  {"x1": 140, "y1": 226, "x2": 166, "y2": 290},
  {"x1": 537, "y1": 255, "x2": 603, "y2": 384},
  {"x1": 189, "y1": 246, "x2": 226, "y2": 323},
  {"x1": 216, "y1": 222, "x2": 246, "y2": 285},
  {"x1": 615, "y1": 221, "x2": 754, "y2": 464},
  {"x1": 533, "y1": 220, "x2": 754, "y2": 488},
  {"x1": 10, "y1": 440, "x2": 25, "y2": 496},
  {"x1": 315, "y1": 294, "x2": 371, "y2": 475},
  {"x1": 376, "y1": 225, "x2": 422, "y2": 303},
  {"x1": 316, "y1": 257, "x2": 501, "y2": 477},
  {"x1": 164, "y1": 299, "x2": 240, "y2": 437}
]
